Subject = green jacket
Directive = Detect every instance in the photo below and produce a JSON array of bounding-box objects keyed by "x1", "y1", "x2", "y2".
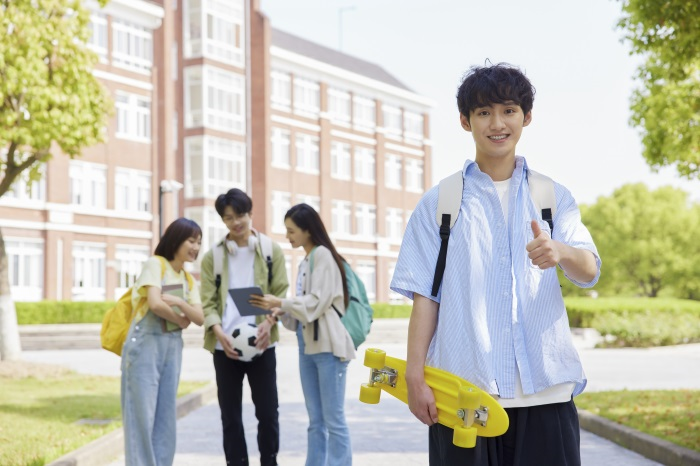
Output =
[{"x1": 200, "y1": 233, "x2": 289, "y2": 353}]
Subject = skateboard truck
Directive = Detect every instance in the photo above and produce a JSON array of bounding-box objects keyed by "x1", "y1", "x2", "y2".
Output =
[
  {"x1": 369, "y1": 367, "x2": 398, "y2": 387},
  {"x1": 456, "y1": 405, "x2": 490, "y2": 427}
]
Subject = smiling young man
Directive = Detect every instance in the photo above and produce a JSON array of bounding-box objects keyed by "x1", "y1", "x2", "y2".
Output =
[
  {"x1": 390, "y1": 63, "x2": 601, "y2": 465},
  {"x1": 199, "y1": 188, "x2": 289, "y2": 466}
]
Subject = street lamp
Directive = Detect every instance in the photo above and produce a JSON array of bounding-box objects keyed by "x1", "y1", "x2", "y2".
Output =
[{"x1": 158, "y1": 179, "x2": 184, "y2": 236}]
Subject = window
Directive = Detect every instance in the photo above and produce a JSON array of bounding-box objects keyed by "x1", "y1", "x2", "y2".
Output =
[
  {"x1": 295, "y1": 134, "x2": 319, "y2": 174},
  {"x1": 295, "y1": 194, "x2": 320, "y2": 212},
  {"x1": 271, "y1": 191, "x2": 291, "y2": 234},
  {"x1": 355, "y1": 261, "x2": 376, "y2": 302},
  {"x1": 293, "y1": 77, "x2": 320, "y2": 116},
  {"x1": 70, "y1": 161, "x2": 106, "y2": 208},
  {"x1": 115, "y1": 168, "x2": 151, "y2": 212},
  {"x1": 72, "y1": 242, "x2": 106, "y2": 301},
  {"x1": 271, "y1": 127, "x2": 290, "y2": 168},
  {"x1": 405, "y1": 111, "x2": 424, "y2": 141},
  {"x1": 114, "y1": 245, "x2": 149, "y2": 298},
  {"x1": 271, "y1": 71, "x2": 291, "y2": 110},
  {"x1": 353, "y1": 96, "x2": 376, "y2": 131},
  {"x1": 330, "y1": 141, "x2": 351, "y2": 180},
  {"x1": 115, "y1": 92, "x2": 151, "y2": 142},
  {"x1": 355, "y1": 203, "x2": 376, "y2": 237},
  {"x1": 385, "y1": 208, "x2": 404, "y2": 241},
  {"x1": 184, "y1": 0, "x2": 244, "y2": 65},
  {"x1": 385, "y1": 154, "x2": 402, "y2": 190},
  {"x1": 185, "y1": 136, "x2": 246, "y2": 198},
  {"x1": 405, "y1": 159, "x2": 424, "y2": 193},
  {"x1": 354, "y1": 147, "x2": 375, "y2": 185},
  {"x1": 328, "y1": 88, "x2": 351, "y2": 124},
  {"x1": 112, "y1": 19, "x2": 153, "y2": 72},
  {"x1": 331, "y1": 200, "x2": 352, "y2": 235},
  {"x1": 185, "y1": 206, "x2": 228, "y2": 256},
  {"x1": 382, "y1": 104, "x2": 402, "y2": 137},
  {"x1": 184, "y1": 66, "x2": 245, "y2": 134},
  {"x1": 87, "y1": 12, "x2": 108, "y2": 61},
  {"x1": 6, "y1": 239, "x2": 43, "y2": 301},
  {"x1": 5, "y1": 170, "x2": 45, "y2": 202}
]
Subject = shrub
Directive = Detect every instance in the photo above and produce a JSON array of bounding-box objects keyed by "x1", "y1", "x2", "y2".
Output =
[{"x1": 16, "y1": 301, "x2": 115, "y2": 325}]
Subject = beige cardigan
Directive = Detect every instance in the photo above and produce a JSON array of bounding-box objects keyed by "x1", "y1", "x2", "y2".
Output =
[{"x1": 280, "y1": 246, "x2": 355, "y2": 361}]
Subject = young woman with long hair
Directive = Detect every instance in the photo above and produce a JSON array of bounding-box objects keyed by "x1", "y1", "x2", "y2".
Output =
[{"x1": 250, "y1": 203, "x2": 355, "y2": 466}]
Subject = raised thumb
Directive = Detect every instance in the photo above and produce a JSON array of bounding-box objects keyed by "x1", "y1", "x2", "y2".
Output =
[{"x1": 531, "y1": 220, "x2": 542, "y2": 238}]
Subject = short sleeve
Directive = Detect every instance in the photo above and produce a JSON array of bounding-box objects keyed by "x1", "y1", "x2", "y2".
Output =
[{"x1": 134, "y1": 256, "x2": 163, "y2": 299}]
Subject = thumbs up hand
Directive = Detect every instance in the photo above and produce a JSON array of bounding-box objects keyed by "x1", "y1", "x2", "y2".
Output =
[{"x1": 526, "y1": 220, "x2": 560, "y2": 269}]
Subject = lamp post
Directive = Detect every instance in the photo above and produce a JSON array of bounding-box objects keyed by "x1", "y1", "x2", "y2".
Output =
[{"x1": 158, "y1": 179, "x2": 184, "y2": 236}]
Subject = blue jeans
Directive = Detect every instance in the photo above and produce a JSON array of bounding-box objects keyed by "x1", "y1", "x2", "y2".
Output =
[
  {"x1": 297, "y1": 326, "x2": 352, "y2": 466},
  {"x1": 121, "y1": 311, "x2": 183, "y2": 466}
]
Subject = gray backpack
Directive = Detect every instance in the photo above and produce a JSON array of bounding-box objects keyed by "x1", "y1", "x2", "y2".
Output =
[{"x1": 431, "y1": 169, "x2": 556, "y2": 297}]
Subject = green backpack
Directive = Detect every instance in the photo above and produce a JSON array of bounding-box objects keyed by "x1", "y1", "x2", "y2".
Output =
[{"x1": 310, "y1": 250, "x2": 374, "y2": 349}]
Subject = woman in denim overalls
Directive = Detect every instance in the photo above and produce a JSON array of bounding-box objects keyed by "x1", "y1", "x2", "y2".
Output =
[{"x1": 121, "y1": 218, "x2": 205, "y2": 466}]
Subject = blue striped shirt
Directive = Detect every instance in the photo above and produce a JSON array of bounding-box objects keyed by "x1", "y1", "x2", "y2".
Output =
[{"x1": 391, "y1": 156, "x2": 601, "y2": 399}]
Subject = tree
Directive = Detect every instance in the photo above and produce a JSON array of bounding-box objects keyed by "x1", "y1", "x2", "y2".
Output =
[
  {"x1": 0, "y1": 0, "x2": 111, "y2": 360},
  {"x1": 617, "y1": 0, "x2": 700, "y2": 178},
  {"x1": 578, "y1": 184, "x2": 698, "y2": 298}
]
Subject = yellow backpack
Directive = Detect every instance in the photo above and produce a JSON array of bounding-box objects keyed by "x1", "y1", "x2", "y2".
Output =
[{"x1": 100, "y1": 256, "x2": 194, "y2": 356}]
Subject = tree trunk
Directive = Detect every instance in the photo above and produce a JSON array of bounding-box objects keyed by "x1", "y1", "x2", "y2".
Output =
[{"x1": 0, "y1": 229, "x2": 22, "y2": 360}]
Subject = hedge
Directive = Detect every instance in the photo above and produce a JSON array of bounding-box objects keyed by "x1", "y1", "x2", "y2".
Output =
[{"x1": 15, "y1": 297, "x2": 700, "y2": 347}]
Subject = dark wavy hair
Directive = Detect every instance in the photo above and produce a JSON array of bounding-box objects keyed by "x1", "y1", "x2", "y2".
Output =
[
  {"x1": 285, "y1": 203, "x2": 348, "y2": 306},
  {"x1": 456, "y1": 62, "x2": 535, "y2": 122},
  {"x1": 214, "y1": 188, "x2": 253, "y2": 217},
  {"x1": 154, "y1": 218, "x2": 202, "y2": 260}
]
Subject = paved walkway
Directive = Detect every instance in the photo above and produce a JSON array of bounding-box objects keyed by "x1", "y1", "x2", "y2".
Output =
[{"x1": 22, "y1": 319, "x2": 700, "y2": 465}]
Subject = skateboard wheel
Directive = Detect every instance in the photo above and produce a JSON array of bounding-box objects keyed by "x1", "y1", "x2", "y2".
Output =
[
  {"x1": 359, "y1": 383, "x2": 381, "y2": 404},
  {"x1": 453, "y1": 425, "x2": 477, "y2": 448},
  {"x1": 363, "y1": 348, "x2": 386, "y2": 369},
  {"x1": 458, "y1": 386, "x2": 480, "y2": 410}
]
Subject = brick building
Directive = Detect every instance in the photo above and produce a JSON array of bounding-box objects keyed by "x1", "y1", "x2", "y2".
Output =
[{"x1": 0, "y1": 0, "x2": 431, "y2": 304}]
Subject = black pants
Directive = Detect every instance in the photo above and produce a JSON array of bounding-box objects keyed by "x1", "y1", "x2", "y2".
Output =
[
  {"x1": 213, "y1": 348, "x2": 279, "y2": 466},
  {"x1": 429, "y1": 399, "x2": 581, "y2": 466}
]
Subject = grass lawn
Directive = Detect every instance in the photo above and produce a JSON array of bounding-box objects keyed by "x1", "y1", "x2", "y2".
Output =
[
  {"x1": 576, "y1": 389, "x2": 700, "y2": 452},
  {"x1": 0, "y1": 363, "x2": 207, "y2": 466}
]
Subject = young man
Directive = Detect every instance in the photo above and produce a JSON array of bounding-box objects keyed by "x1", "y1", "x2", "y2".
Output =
[
  {"x1": 391, "y1": 63, "x2": 601, "y2": 465},
  {"x1": 200, "y1": 188, "x2": 289, "y2": 466}
]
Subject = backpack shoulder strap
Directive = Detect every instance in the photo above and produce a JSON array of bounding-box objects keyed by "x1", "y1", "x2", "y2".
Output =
[
  {"x1": 527, "y1": 169, "x2": 556, "y2": 231},
  {"x1": 431, "y1": 170, "x2": 463, "y2": 297},
  {"x1": 155, "y1": 255, "x2": 168, "y2": 277},
  {"x1": 213, "y1": 243, "x2": 225, "y2": 293},
  {"x1": 258, "y1": 232, "x2": 274, "y2": 286}
]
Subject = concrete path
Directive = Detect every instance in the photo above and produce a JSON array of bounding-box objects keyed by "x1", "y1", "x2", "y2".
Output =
[{"x1": 22, "y1": 319, "x2": 700, "y2": 465}]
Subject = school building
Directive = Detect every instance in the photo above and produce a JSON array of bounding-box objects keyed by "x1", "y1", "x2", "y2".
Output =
[{"x1": 0, "y1": 0, "x2": 432, "y2": 304}]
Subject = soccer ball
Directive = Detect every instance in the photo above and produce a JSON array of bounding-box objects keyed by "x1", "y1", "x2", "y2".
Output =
[{"x1": 231, "y1": 323, "x2": 263, "y2": 362}]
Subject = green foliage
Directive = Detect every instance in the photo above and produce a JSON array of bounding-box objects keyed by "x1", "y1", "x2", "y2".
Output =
[
  {"x1": 573, "y1": 184, "x2": 700, "y2": 298},
  {"x1": 16, "y1": 301, "x2": 114, "y2": 324},
  {"x1": 566, "y1": 297, "x2": 700, "y2": 347},
  {"x1": 0, "y1": 0, "x2": 112, "y2": 195},
  {"x1": 617, "y1": 0, "x2": 700, "y2": 178},
  {"x1": 371, "y1": 302, "x2": 412, "y2": 318},
  {"x1": 577, "y1": 390, "x2": 700, "y2": 452}
]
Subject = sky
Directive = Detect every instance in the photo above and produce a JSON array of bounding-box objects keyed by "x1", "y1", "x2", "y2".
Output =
[{"x1": 259, "y1": 0, "x2": 700, "y2": 206}]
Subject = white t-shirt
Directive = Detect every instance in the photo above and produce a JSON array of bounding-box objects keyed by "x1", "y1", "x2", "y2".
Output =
[
  {"x1": 215, "y1": 242, "x2": 256, "y2": 351},
  {"x1": 493, "y1": 178, "x2": 575, "y2": 408}
]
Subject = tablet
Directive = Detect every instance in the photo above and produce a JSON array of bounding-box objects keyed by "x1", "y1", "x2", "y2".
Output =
[{"x1": 228, "y1": 286, "x2": 271, "y2": 316}]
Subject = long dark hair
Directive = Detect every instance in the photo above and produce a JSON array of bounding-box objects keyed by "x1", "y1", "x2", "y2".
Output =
[
  {"x1": 285, "y1": 203, "x2": 348, "y2": 307},
  {"x1": 154, "y1": 218, "x2": 202, "y2": 260}
]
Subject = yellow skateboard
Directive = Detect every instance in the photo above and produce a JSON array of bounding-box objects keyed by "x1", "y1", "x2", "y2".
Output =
[{"x1": 359, "y1": 348, "x2": 509, "y2": 448}]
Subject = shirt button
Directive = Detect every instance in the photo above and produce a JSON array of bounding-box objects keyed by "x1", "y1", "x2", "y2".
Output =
[
  {"x1": 131, "y1": 338, "x2": 136, "y2": 342},
  {"x1": 135, "y1": 326, "x2": 139, "y2": 330}
]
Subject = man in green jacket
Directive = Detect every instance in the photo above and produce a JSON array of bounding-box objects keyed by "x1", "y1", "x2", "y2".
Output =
[{"x1": 200, "y1": 188, "x2": 289, "y2": 466}]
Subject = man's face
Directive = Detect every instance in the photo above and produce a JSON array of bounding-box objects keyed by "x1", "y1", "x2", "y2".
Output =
[
  {"x1": 461, "y1": 101, "x2": 532, "y2": 161},
  {"x1": 221, "y1": 205, "x2": 252, "y2": 243}
]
